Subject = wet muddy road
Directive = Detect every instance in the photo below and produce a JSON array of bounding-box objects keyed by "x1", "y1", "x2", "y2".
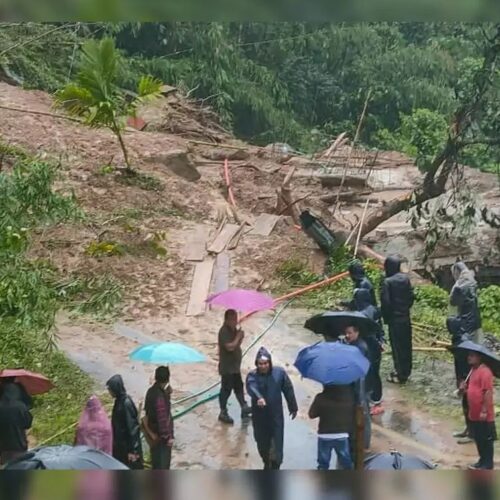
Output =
[{"x1": 57, "y1": 308, "x2": 481, "y2": 469}]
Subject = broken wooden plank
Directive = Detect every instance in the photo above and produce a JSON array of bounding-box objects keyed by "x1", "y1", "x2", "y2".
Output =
[
  {"x1": 183, "y1": 225, "x2": 211, "y2": 261},
  {"x1": 250, "y1": 214, "x2": 281, "y2": 236},
  {"x1": 207, "y1": 223, "x2": 240, "y2": 254},
  {"x1": 211, "y1": 252, "x2": 230, "y2": 297},
  {"x1": 186, "y1": 258, "x2": 215, "y2": 316}
]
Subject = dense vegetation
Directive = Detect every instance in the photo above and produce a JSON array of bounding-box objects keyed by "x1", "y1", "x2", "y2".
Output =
[
  {"x1": 0, "y1": 143, "x2": 122, "y2": 443},
  {"x1": 1, "y1": 22, "x2": 499, "y2": 173}
]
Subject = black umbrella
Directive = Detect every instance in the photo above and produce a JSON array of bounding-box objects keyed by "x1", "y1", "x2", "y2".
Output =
[
  {"x1": 364, "y1": 451, "x2": 436, "y2": 470},
  {"x1": 2, "y1": 445, "x2": 128, "y2": 470},
  {"x1": 305, "y1": 311, "x2": 378, "y2": 338},
  {"x1": 448, "y1": 340, "x2": 500, "y2": 378}
]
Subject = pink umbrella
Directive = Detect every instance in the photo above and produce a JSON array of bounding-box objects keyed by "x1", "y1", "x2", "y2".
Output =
[
  {"x1": 0, "y1": 369, "x2": 55, "y2": 395},
  {"x1": 206, "y1": 288, "x2": 275, "y2": 314}
]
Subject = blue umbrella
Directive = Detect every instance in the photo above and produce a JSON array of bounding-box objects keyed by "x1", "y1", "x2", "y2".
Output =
[
  {"x1": 129, "y1": 342, "x2": 206, "y2": 365},
  {"x1": 294, "y1": 341, "x2": 369, "y2": 385}
]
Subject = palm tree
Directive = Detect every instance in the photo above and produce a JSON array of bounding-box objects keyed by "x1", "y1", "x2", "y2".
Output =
[{"x1": 54, "y1": 37, "x2": 162, "y2": 173}]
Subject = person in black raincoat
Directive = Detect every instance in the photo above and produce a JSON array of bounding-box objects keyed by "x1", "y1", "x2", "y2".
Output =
[
  {"x1": 352, "y1": 288, "x2": 384, "y2": 409},
  {"x1": 344, "y1": 260, "x2": 377, "y2": 307},
  {"x1": 246, "y1": 347, "x2": 298, "y2": 469},
  {"x1": 447, "y1": 262, "x2": 482, "y2": 443},
  {"x1": 106, "y1": 374, "x2": 143, "y2": 469},
  {"x1": 0, "y1": 383, "x2": 33, "y2": 465},
  {"x1": 381, "y1": 255, "x2": 414, "y2": 384},
  {"x1": 0, "y1": 378, "x2": 33, "y2": 410}
]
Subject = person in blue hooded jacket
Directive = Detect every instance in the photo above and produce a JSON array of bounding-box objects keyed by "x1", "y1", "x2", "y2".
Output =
[
  {"x1": 246, "y1": 347, "x2": 298, "y2": 469},
  {"x1": 352, "y1": 288, "x2": 385, "y2": 412}
]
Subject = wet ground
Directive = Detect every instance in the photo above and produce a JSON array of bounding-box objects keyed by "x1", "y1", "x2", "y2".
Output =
[{"x1": 56, "y1": 308, "x2": 487, "y2": 470}]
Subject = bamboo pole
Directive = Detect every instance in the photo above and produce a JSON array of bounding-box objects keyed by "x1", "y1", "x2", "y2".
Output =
[
  {"x1": 331, "y1": 89, "x2": 372, "y2": 217},
  {"x1": 223, "y1": 158, "x2": 237, "y2": 206},
  {"x1": 354, "y1": 198, "x2": 370, "y2": 257}
]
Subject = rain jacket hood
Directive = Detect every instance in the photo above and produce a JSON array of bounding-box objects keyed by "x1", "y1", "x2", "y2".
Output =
[
  {"x1": 349, "y1": 260, "x2": 366, "y2": 280},
  {"x1": 255, "y1": 347, "x2": 273, "y2": 369},
  {"x1": 106, "y1": 375, "x2": 126, "y2": 398},
  {"x1": 451, "y1": 262, "x2": 477, "y2": 288},
  {"x1": 384, "y1": 255, "x2": 401, "y2": 277}
]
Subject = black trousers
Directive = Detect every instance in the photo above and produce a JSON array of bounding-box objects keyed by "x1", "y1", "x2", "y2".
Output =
[
  {"x1": 151, "y1": 443, "x2": 172, "y2": 470},
  {"x1": 470, "y1": 421, "x2": 497, "y2": 469},
  {"x1": 219, "y1": 373, "x2": 246, "y2": 411},
  {"x1": 388, "y1": 316, "x2": 412, "y2": 383}
]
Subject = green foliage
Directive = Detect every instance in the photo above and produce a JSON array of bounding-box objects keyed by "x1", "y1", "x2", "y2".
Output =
[
  {"x1": 414, "y1": 284, "x2": 449, "y2": 309},
  {"x1": 374, "y1": 108, "x2": 448, "y2": 171},
  {"x1": 55, "y1": 274, "x2": 123, "y2": 319},
  {"x1": 54, "y1": 37, "x2": 162, "y2": 171},
  {"x1": 116, "y1": 170, "x2": 164, "y2": 191},
  {"x1": 85, "y1": 240, "x2": 125, "y2": 257},
  {"x1": 479, "y1": 286, "x2": 500, "y2": 335},
  {"x1": 0, "y1": 320, "x2": 93, "y2": 444}
]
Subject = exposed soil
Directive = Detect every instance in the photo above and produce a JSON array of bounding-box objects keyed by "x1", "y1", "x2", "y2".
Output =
[{"x1": 1, "y1": 81, "x2": 499, "y2": 469}]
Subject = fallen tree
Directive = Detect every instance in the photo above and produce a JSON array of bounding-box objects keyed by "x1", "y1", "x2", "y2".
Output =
[{"x1": 356, "y1": 24, "x2": 500, "y2": 239}]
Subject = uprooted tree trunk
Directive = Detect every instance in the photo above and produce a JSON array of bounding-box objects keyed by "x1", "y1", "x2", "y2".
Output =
[
  {"x1": 358, "y1": 25, "x2": 500, "y2": 239},
  {"x1": 276, "y1": 166, "x2": 301, "y2": 224}
]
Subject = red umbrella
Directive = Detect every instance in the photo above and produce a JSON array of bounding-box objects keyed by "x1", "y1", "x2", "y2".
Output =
[{"x1": 0, "y1": 369, "x2": 55, "y2": 395}]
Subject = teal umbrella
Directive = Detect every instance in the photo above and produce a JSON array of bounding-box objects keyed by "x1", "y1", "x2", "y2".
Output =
[{"x1": 129, "y1": 342, "x2": 206, "y2": 365}]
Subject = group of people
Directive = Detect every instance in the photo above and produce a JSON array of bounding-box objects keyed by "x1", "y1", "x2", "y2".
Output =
[
  {"x1": 0, "y1": 256, "x2": 495, "y2": 471},
  {"x1": 76, "y1": 367, "x2": 176, "y2": 470},
  {"x1": 217, "y1": 257, "x2": 496, "y2": 470}
]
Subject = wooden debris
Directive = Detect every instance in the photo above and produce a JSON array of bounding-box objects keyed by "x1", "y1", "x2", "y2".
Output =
[
  {"x1": 227, "y1": 221, "x2": 247, "y2": 250},
  {"x1": 250, "y1": 214, "x2": 281, "y2": 237},
  {"x1": 207, "y1": 223, "x2": 240, "y2": 254},
  {"x1": 211, "y1": 252, "x2": 230, "y2": 296},
  {"x1": 276, "y1": 166, "x2": 301, "y2": 225},
  {"x1": 183, "y1": 225, "x2": 211, "y2": 262},
  {"x1": 320, "y1": 190, "x2": 372, "y2": 204},
  {"x1": 186, "y1": 258, "x2": 215, "y2": 316}
]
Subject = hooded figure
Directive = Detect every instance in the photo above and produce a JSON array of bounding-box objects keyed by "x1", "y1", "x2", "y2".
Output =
[
  {"x1": 381, "y1": 255, "x2": 414, "y2": 384},
  {"x1": 348, "y1": 260, "x2": 377, "y2": 306},
  {"x1": 245, "y1": 347, "x2": 298, "y2": 469},
  {"x1": 447, "y1": 263, "x2": 482, "y2": 444},
  {"x1": 74, "y1": 395, "x2": 113, "y2": 455},
  {"x1": 106, "y1": 375, "x2": 143, "y2": 469},
  {"x1": 448, "y1": 262, "x2": 482, "y2": 343},
  {"x1": 0, "y1": 379, "x2": 33, "y2": 410},
  {"x1": 0, "y1": 383, "x2": 33, "y2": 465},
  {"x1": 353, "y1": 288, "x2": 384, "y2": 405}
]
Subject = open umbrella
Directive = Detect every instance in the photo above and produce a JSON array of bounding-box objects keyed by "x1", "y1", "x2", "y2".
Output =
[
  {"x1": 364, "y1": 451, "x2": 436, "y2": 470},
  {"x1": 294, "y1": 341, "x2": 370, "y2": 385},
  {"x1": 129, "y1": 342, "x2": 206, "y2": 365},
  {"x1": 447, "y1": 340, "x2": 500, "y2": 378},
  {"x1": 304, "y1": 311, "x2": 378, "y2": 338},
  {"x1": 2, "y1": 445, "x2": 127, "y2": 470},
  {"x1": 0, "y1": 369, "x2": 54, "y2": 395},
  {"x1": 206, "y1": 288, "x2": 274, "y2": 314}
]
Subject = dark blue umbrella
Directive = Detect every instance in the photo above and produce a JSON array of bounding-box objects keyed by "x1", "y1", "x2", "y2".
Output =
[
  {"x1": 294, "y1": 341, "x2": 370, "y2": 385},
  {"x1": 2, "y1": 445, "x2": 128, "y2": 470},
  {"x1": 364, "y1": 451, "x2": 436, "y2": 470},
  {"x1": 304, "y1": 311, "x2": 378, "y2": 338},
  {"x1": 448, "y1": 340, "x2": 500, "y2": 378}
]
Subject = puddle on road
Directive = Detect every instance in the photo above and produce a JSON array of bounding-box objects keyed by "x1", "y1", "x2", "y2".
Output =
[{"x1": 60, "y1": 307, "x2": 468, "y2": 469}]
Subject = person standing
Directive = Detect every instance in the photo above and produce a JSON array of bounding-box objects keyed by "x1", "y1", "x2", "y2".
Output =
[
  {"x1": 106, "y1": 374, "x2": 143, "y2": 469},
  {"x1": 0, "y1": 383, "x2": 33, "y2": 465},
  {"x1": 246, "y1": 347, "x2": 298, "y2": 469},
  {"x1": 144, "y1": 366, "x2": 174, "y2": 470},
  {"x1": 346, "y1": 260, "x2": 377, "y2": 307},
  {"x1": 344, "y1": 325, "x2": 371, "y2": 451},
  {"x1": 381, "y1": 255, "x2": 414, "y2": 384},
  {"x1": 218, "y1": 309, "x2": 252, "y2": 424},
  {"x1": 447, "y1": 262, "x2": 482, "y2": 444},
  {"x1": 74, "y1": 395, "x2": 112, "y2": 455},
  {"x1": 308, "y1": 385, "x2": 355, "y2": 470},
  {"x1": 352, "y1": 288, "x2": 385, "y2": 414},
  {"x1": 463, "y1": 351, "x2": 496, "y2": 470}
]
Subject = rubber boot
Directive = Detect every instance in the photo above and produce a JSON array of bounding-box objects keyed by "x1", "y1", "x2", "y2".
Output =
[{"x1": 218, "y1": 410, "x2": 234, "y2": 425}]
